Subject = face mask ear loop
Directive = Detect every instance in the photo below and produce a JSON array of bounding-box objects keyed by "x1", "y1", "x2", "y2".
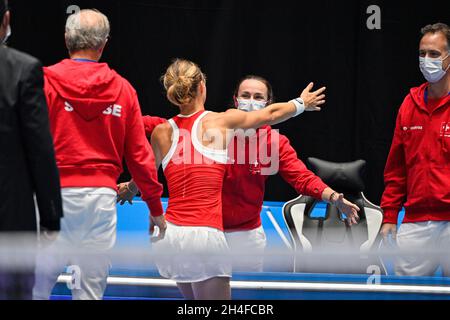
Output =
[
  {"x1": 233, "y1": 96, "x2": 239, "y2": 108},
  {"x1": 444, "y1": 54, "x2": 450, "y2": 72},
  {"x1": 442, "y1": 53, "x2": 450, "y2": 72}
]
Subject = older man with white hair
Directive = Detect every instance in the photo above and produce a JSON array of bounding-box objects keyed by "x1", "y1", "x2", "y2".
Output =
[{"x1": 32, "y1": 8, "x2": 166, "y2": 300}]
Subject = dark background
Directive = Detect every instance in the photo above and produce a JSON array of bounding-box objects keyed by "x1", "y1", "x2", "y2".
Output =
[{"x1": 6, "y1": 0, "x2": 450, "y2": 204}]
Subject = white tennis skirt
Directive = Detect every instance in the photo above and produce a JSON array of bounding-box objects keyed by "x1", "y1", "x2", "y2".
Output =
[{"x1": 152, "y1": 222, "x2": 232, "y2": 283}]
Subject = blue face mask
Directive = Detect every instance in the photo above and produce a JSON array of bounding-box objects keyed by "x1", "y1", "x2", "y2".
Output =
[
  {"x1": 237, "y1": 98, "x2": 267, "y2": 112},
  {"x1": 419, "y1": 53, "x2": 450, "y2": 83}
]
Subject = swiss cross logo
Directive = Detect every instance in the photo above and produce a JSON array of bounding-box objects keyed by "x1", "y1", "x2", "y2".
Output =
[
  {"x1": 249, "y1": 160, "x2": 261, "y2": 175},
  {"x1": 441, "y1": 122, "x2": 450, "y2": 138}
]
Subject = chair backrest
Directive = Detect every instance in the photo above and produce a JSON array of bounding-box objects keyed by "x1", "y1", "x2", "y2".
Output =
[{"x1": 283, "y1": 158, "x2": 386, "y2": 274}]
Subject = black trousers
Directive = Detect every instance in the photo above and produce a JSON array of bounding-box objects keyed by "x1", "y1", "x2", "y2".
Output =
[{"x1": 0, "y1": 270, "x2": 35, "y2": 300}]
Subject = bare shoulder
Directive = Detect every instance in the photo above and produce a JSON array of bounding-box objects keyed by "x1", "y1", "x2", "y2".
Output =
[
  {"x1": 153, "y1": 121, "x2": 172, "y2": 132},
  {"x1": 151, "y1": 121, "x2": 173, "y2": 146}
]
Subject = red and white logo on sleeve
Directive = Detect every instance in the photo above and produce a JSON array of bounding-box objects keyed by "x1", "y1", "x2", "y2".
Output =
[{"x1": 441, "y1": 122, "x2": 450, "y2": 138}]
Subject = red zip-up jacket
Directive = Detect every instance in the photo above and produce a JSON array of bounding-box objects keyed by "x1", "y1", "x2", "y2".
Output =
[
  {"x1": 44, "y1": 59, "x2": 163, "y2": 216},
  {"x1": 381, "y1": 82, "x2": 450, "y2": 224},
  {"x1": 222, "y1": 126, "x2": 328, "y2": 231}
]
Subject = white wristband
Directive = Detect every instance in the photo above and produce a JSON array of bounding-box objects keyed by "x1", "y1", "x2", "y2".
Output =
[{"x1": 290, "y1": 98, "x2": 305, "y2": 117}]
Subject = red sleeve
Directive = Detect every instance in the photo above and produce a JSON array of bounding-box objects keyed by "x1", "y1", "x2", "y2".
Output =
[
  {"x1": 380, "y1": 107, "x2": 407, "y2": 224},
  {"x1": 142, "y1": 116, "x2": 167, "y2": 137},
  {"x1": 277, "y1": 133, "x2": 328, "y2": 200},
  {"x1": 124, "y1": 93, "x2": 164, "y2": 216}
]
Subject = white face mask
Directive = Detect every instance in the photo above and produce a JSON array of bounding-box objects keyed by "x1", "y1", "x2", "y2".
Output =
[
  {"x1": 419, "y1": 53, "x2": 450, "y2": 83},
  {"x1": 2, "y1": 24, "x2": 11, "y2": 44},
  {"x1": 237, "y1": 98, "x2": 267, "y2": 112}
]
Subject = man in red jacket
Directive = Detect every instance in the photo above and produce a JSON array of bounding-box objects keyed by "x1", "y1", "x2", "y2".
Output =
[
  {"x1": 380, "y1": 23, "x2": 450, "y2": 276},
  {"x1": 32, "y1": 9, "x2": 165, "y2": 300}
]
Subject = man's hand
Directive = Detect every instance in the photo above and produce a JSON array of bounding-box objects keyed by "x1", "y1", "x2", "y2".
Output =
[
  {"x1": 39, "y1": 226, "x2": 59, "y2": 248},
  {"x1": 149, "y1": 214, "x2": 167, "y2": 243},
  {"x1": 334, "y1": 193, "x2": 360, "y2": 226},
  {"x1": 380, "y1": 223, "x2": 397, "y2": 245},
  {"x1": 117, "y1": 182, "x2": 138, "y2": 205},
  {"x1": 300, "y1": 82, "x2": 326, "y2": 111}
]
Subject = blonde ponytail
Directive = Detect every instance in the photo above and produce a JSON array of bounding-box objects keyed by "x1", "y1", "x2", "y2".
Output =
[{"x1": 162, "y1": 59, "x2": 206, "y2": 106}]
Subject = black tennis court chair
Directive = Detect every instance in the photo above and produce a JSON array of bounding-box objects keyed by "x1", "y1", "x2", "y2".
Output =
[{"x1": 283, "y1": 158, "x2": 386, "y2": 274}]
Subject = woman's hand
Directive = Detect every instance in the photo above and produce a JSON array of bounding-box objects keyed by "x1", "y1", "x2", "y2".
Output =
[
  {"x1": 332, "y1": 193, "x2": 360, "y2": 226},
  {"x1": 150, "y1": 214, "x2": 167, "y2": 243},
  {"x1": 300, "y1": 82, "x2": 326, "y2": 111}
]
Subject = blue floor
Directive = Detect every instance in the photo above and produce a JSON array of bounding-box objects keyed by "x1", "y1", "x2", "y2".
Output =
[{"x1": 50, "y1": 198, "x2": 450, "y2": 300}]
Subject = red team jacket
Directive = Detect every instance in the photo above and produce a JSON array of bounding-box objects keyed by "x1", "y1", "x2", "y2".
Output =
[
  {"x1": 222, "y1": 126, "x2": 328, "y2": 231},
  {"x1": 381, "y1": 83, "x2": 450, "y2": 224},
  {"x1": 44, "y1": 59, "x2": 163, "y2": 216}
]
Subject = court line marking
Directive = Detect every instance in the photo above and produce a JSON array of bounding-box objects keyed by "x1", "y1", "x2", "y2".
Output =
[{"x1": 57, "y1": 275, "x2": 450, "y2": 295}]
